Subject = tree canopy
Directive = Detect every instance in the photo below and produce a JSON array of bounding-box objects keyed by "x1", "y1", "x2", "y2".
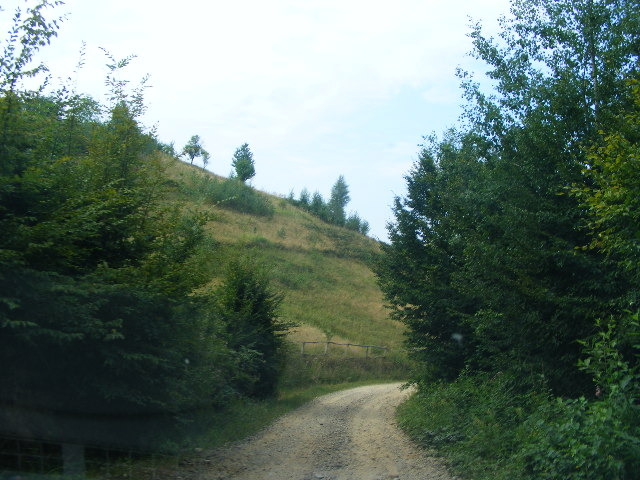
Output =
[{"x1": 289, "y1": 176, "x2": 369, "y2": 235}]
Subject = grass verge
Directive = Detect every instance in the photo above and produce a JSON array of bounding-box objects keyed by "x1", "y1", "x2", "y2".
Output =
[{"x1": 396, "y1": 374, "x2": 545, "y2": 480}]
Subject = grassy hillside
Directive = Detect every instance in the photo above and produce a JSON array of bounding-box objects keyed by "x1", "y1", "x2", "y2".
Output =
[{"x1": 163, "y1": 157, "x2": 405, "y2": 350}]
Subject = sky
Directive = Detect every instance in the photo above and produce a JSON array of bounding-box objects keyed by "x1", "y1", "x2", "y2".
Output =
[{"x1": 3, "y1": 0, "x2": 512, "y2": 241}]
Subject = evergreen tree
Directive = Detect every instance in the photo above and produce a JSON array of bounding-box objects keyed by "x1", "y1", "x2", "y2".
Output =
[
  {"x1": 328, "y1": 175, "x2": 350, "y2": 226},
  {"x1": 231, "y1": 143, "x2": 256, "y2": 182},
  {"x1": 310, "y1": 191, "x2": 328, "y2": 221},
  {"x1": 0, "y1": 5, "x2": 241, "y2": 450},
  {"x1": 214, "y1": 257, "x2": 288, "y2": 398},
  {"x1": 298, "y1": 188, "x2": 311, "y2": 207}
]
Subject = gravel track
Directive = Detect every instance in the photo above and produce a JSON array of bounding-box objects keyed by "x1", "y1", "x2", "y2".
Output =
[{"x1": 194, "y1": 383, "x2": 456, "y2": 480}]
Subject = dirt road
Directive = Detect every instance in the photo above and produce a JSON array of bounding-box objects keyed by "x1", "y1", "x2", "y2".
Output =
[{"x1": 195, "y1": 383, "x2": 455, "y2": 480}]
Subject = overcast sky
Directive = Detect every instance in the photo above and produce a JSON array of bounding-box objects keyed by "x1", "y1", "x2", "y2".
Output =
[{"x1": 4, "y1": 0, "x2": 512, "y2": 241}]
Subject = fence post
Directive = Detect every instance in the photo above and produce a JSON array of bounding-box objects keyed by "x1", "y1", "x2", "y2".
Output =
[
  {"x1": 324, "y1": 342, "x2": 328, "y2": 355},
  {"x1": 62, "y1": 443, "x2": 86, "y2": 479},
  {"x1": 301, "y1": 342, "x2": 305, "y2": 355}
]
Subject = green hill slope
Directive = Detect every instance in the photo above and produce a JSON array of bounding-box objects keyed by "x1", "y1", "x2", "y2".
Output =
[{"x1": 164, "y1": 158, "x2": 405, "y2": 350}]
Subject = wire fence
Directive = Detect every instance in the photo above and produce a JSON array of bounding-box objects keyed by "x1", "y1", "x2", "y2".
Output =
[
  {"x1": 0, "y1": 434, "x2": 187, "y2": 480},
  {"x1": 298, "y1": 341, "x2": 388, "y2": 358}
]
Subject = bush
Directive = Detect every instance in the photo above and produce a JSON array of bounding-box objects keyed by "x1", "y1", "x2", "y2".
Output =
[
  {"x1": 397, "y1": 373, "x2": 547, "y2": 480},
  {"x1": 397, "y1": 315, "x2": 640, "y2": 480},
  {"x1": 521, "y1": 316, "x2": 640, "y2": 480},
  {"x1": 522, "y1": 394, "x2": 640, "y2": 480},
  {"x1": 213, "y1": 257, "x2": 289, "y2": 398},
  {"x1": 184, "y1": 172, "x2": 274, "y2": 217}
]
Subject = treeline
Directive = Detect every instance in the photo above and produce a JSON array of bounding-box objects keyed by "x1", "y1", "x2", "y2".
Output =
[
  {"x1": 288, "y1": 176, "x2": 370, "y2": 235},
  {"x1": 171, "y1": 132, "x2": 371, "y2": 236},
  {"x1": 376, "y1": 1, "x2": 640, "y2": 479},
  {"x1": 0, "y1": 1, "x2": 287, "y2": 449}
]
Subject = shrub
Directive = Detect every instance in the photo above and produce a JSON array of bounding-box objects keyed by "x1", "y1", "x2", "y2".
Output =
[
  {"x1": 397, "y1": 373, "x2": 547, "y2": 480},
  {"x1": 521, "y1": 316, "x2": 640, "y2": 480},
  {"x1": 213, "y1": 257, "x2": 289, "y2": 398},
  {"x1": 184, "y1": 172, "x2": 274, "y2": 217}
]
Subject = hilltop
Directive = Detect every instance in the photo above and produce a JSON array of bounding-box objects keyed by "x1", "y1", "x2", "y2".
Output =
[{"x1": 164, "y1": 158, "x2": 405, "y2": 350}]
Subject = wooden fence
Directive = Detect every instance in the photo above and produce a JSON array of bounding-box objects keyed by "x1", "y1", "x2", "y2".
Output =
[{"x1": 299, "y1": 341, "x2": 388, "y2": 358}]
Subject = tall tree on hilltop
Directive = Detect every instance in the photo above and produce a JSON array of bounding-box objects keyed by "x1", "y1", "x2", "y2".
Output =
[
  {"x1": 328, "y1": 175, "x2": 350, "y2": 226},
  {"x1": 232, "y1": 143, "x2": 256, "y2": 182},
  {"x1": 298, "y1": 188, "x2": 311, "y2": 207},
  {"x1": 309, "y1": 191, "x2": 328, "y2": 221},
  {"x1": 181, "y1": 134, "x2": 206, "y2": 165}
]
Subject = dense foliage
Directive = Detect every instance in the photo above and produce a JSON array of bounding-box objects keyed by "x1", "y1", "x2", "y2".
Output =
[
  {"x1": 377, "y1": 0, "x2": 640, "y2": 478},
  {"x1": 0, "y1": 1, "x2": 286, "y2": 449},
  {"x1": 289, "y1": 176, "x2": 370, "y2": 235}
]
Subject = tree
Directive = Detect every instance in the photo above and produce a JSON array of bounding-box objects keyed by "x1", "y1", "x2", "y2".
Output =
[
  {"x1": 0, "y1": 7, "x2": 238, "y2": 453},
  {"x1": 358, "y1": 219, "x2": 370, "y2": 236},
  {"x1": 298, "y1": 188, "x2": 311, "y2": 207},
  {"x1": 578, "y1": 81, "x2": 640, "y2": 273},
  {"x1": 572, "y1": 79, "x2": 640, "y2": 365},
  {"x1": 231, "y1": 143, "x2": 256, "y2": 182},
  {"x1": 345, "y1": 212, "x2": 362, "y2": 232},
  {"x1": 309, "y1": 191, "x2": 328, "y2": 221},
  {"x1": 214, "y1": 257, "x2": 288, "y2": 398},
  {"x1": 377, "y1": 0, "x2": 639, "y2": 395},
  {"x1": 376, "y1": 134, "x2": 479, "y2": 382},
  {"x1": 328, "y1": 175, "x2": 350, "y2": 226},
  {"x1": 181, "y1": 134, "x2": 204, "y2": 165},
  {"x1": 0, "y1": 0, "x2": 64, "y2": 175},
  {"x1": 202, "y1": 150, "x2": 210, "y2": 170},
  {"x1": 345, "y1": 212, "x2": 370, "y2": 236}
]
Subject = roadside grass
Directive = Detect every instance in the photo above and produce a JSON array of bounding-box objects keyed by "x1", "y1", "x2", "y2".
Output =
[
  {"x1": 396, "y1": 374, "x2": 547, "y2": 480},
  {"x1": 83, "y1": 358, "x2": 409, "y2": 479},
  {"x1": 280, "y1": 342, "x2": 411, "y2": 389}
]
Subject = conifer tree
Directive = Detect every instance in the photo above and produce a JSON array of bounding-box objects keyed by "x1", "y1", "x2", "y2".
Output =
[
  {"x1": 328, "y1": 175, "x2": 350, "y2": 226},
  {"x1": 231, "y1": 143, "x2": 256, "y2": 182}
]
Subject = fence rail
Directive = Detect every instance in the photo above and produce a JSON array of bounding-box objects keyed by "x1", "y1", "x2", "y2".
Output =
[
  {"x1": 299, "y1": 341, "x2": 388, "y2": 358},
  {"x1": 0, "y1": 433, "x2": 180, "y2": 479}
]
